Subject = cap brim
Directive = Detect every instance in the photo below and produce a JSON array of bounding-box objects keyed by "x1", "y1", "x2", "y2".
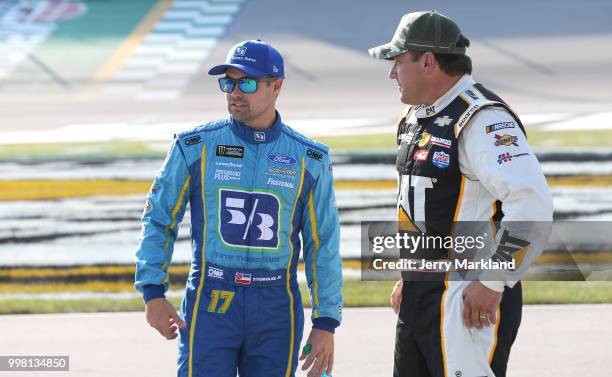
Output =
[
  {"x1": 207, "y1": 63, "x2": 268, "y2": 77},
  {"x1": 368, "y1": 43, "x2": 405, "y2": 60}
]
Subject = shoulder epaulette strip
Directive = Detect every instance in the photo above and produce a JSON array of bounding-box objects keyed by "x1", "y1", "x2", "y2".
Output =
[
  {"x1": 176, "y1": 118, "x2": 229, "y2": 139},
  {"x1": 282, "y1": 128, "x2": 329, "y2": 155},
  {"x1": 454, "y1": 85, "x2": 518, "y2": 138}
]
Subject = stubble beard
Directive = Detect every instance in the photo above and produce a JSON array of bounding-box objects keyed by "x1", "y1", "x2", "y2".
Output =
[{"x1": 228, "y1": 103, "x2": 252, "y2": 123}]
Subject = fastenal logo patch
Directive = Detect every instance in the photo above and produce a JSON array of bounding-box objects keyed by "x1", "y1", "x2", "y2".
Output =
[
  {"x1": 414, "y1": 150, "x2": 429, "y2": 161},
  {"x1": 216, "y1": 145, "x2": 244, "y2": 158},
  {"x1": 267, "y1": 177, "x2": 294, "y2": 189},
  {"x1": 306, "y1": 149, "x2": 323, "y2": 161},
  {"x1": 432, "y1": 151, "x2": 450, "y2": 168},
  {"x1": 267, "y1": 153, "x2": 296, "y2": 166},
  {"x1": 494, "y1": 134, "x2": 519, "y2": 147},
  {"x1": 486, "y1": 122, "x2": 516, "y2": 134}
]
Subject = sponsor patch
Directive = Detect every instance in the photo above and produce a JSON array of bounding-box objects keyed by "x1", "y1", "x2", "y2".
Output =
[
  {"x1": 306, "y1": 149, "x2": 323, "y2": 161},
  {"x1": 434, "y1": 116, "x2": 453, "y2": 127},
  {"x1": 216, "y1": 161, "x2": 242, "y2": 168},
  {"x1": 430, "y1": 135, "x2": 452, "y2": 148},
  {"x1": 398, "y1": 131, "x2": 415, "y2": 143},
  {"x1": 207, "y1": 267, "x2": 224, "y2": 279},
  {"x1": 457, "y1": 104, "x2": 480, "y2": 130},
  {"x1": 486, "y1": 122, "x2": 516, "y2": 134},
  {"x1": 234, "y1": 46, "x2": 247, "y2": 57},
  {"x1": 184, "y1": 135, "x2": 201, "y2": 147},
  {"x1": 417, "y1": 132, "x2": 431, "y2": 147},
  {"x1": 254, "y1": 132, "x2": 265, "y2": 142},
  {"x1": 267, "y1": 177, "x2": 295, "y2": 189},
  {"x1": 414, "y1": 150, "x2": 429, "y2": 161},
  {"x1": 252, "y1": 275, "x2": 282, "y2": 282},
  {"x1": 216, "y1": 145, "x2": 244, "y2": 158},
  {"x1": 235, "y1": 272, "x2": 252, "y2": 285},
  {"x1": 214, "y1": 169, "x2": 241, "y2": 181},
  {"x1": 432, "y1": 151, "x2": 450, "y2": 168},
  {"x1": 143, "y1": 198, "x2": 153, "y2": 214},
  {"x1": 497, "y1": 152, "x2": 529, "y2": 165},
  {"x1": 266, "y1": 166, "x2": 297, "y2": 178},
  {"x1": 465, "y1": 89, "x2": 479, "y2": 101},
  {"x1": 494, "y1": 134, "x2": 519, "y2": 147},
  {"x1": 150, "y1": 184, "x2": 160, "y2": 194},
  {"x1": 425, "y1": 106, "x2": 436, "y2": 116},
  {"x1": 491, "y1": 229, "x2": 531, "y2": 267},
  {"x1": 219, "y1": 189, "x2": 280, "y2": 249},
  {"x1": 267, "y1": 153, "x2": 297, "y2": 166}
]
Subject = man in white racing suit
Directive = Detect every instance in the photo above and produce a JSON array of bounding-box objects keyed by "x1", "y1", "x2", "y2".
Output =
[{"x1": 368, "y1": 10, "x2": 553, "y2": 377}]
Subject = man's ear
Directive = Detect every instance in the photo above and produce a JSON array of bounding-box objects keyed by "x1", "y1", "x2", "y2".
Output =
[
  {"x1": 273, "y1": 79, "x2": 283, "y2": 96},
  {"x1": 422, "y1": 52, "x2": 436, "y2": 74}
]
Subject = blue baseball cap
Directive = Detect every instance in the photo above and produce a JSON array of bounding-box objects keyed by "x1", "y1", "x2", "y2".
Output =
[{"x1": 208, "y1": 40, "x2": 285, "y2": 78}]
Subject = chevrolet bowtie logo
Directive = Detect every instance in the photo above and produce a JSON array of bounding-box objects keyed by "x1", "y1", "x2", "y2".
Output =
[{"x1": 434, "y1": 116, "x2": 453, "y2": 127}]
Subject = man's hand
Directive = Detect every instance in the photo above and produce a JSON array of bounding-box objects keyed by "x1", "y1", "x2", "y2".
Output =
[
  {"x1": 462, "y1": 281, "x2": 503, "y2": 329},
  {"x1": 391, "y1": 280, "x2": 403, "y2": 314},
  {"x1": 299, "y1": 328, "x2": 334, "y2": 377},
  {"x1": 145, "y1": 297, "x2": 186, "y2": 340}
]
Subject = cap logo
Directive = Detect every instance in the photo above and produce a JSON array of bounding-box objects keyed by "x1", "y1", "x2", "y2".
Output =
[
  {"x1": 234, "y1": 46, "x2": 247, "y2": 57},
  {"x1": 272, "y1": 65, "x2": 279, "y2": 73}
]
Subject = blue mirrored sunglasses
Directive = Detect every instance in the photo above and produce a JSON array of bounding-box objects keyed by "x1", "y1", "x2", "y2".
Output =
[{"x1": 218, "y1": 77, "x2": 260, "y2": 94}]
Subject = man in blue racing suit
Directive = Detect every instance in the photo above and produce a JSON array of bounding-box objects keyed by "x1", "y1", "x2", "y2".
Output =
[{"x1": 135, "y1": 40, "x2": 342, "y2": 377}]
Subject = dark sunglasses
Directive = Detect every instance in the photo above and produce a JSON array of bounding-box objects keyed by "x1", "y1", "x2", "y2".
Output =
[{"x1": 218, "y1": 76, "x2": 274, "y2": 94}]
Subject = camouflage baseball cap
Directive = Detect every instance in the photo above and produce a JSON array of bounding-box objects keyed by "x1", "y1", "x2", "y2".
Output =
[{"x1": 369, "y1": 10, "x2": 469, "y2": 59}]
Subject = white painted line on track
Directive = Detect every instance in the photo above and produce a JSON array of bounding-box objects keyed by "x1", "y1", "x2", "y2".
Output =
[
  {"x1": 2, "y1": 112, "x2": 612, "y2": 145},
  {"x1": 98, "y1": 0, "x2": 244, "y2": 101}
]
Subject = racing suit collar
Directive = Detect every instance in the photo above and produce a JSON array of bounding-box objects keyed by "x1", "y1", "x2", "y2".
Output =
[
  {"x1": 230, "y1": 111, "x2": 283, "y2": 144},
  {"x1": 415, "y1": 74, "x2": 476, "y2": 118}
]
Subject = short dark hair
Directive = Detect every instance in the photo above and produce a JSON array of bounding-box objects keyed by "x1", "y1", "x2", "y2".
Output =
[{"x1": 409, "y1": 50, "x2": 472, "y2": 76}]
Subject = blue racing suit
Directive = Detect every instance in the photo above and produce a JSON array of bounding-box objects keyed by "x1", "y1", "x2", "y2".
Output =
[{"x1": 134, "y1": 112, "x2": 343, "y2": 377}]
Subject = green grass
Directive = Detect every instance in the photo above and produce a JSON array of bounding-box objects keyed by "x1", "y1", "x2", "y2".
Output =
[
  {"x1": 0, "y1": 141, "x2": 164, "y2": 160},
  {"x1": 2, "y1": 129, "x2": 611, "y2": 160},
  {"x1": 521, "y1": 281, "x2": 612, "y2": 304},
  {"x1": 316, "y1": 133, "x2": 396, "y2": 150},
  {"x1": 527, "y1": 129, "x2": 612, "y2": 148},
  {"x1": 1, "y1": 280, "x2": 610, "y2": 315}
]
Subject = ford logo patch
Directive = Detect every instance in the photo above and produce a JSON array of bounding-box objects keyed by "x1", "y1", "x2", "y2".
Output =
[{"x1": 267, "y1": 153, "x2": 297, "y2": 166}]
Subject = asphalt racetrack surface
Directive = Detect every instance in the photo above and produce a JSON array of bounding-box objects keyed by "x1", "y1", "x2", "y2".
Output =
[
  {"x1": 1, "y1": 305, "x2": 610, "y2": 376},
  {"x1": 2, "y1": 0, "x2": 611, "y2": 132}
]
